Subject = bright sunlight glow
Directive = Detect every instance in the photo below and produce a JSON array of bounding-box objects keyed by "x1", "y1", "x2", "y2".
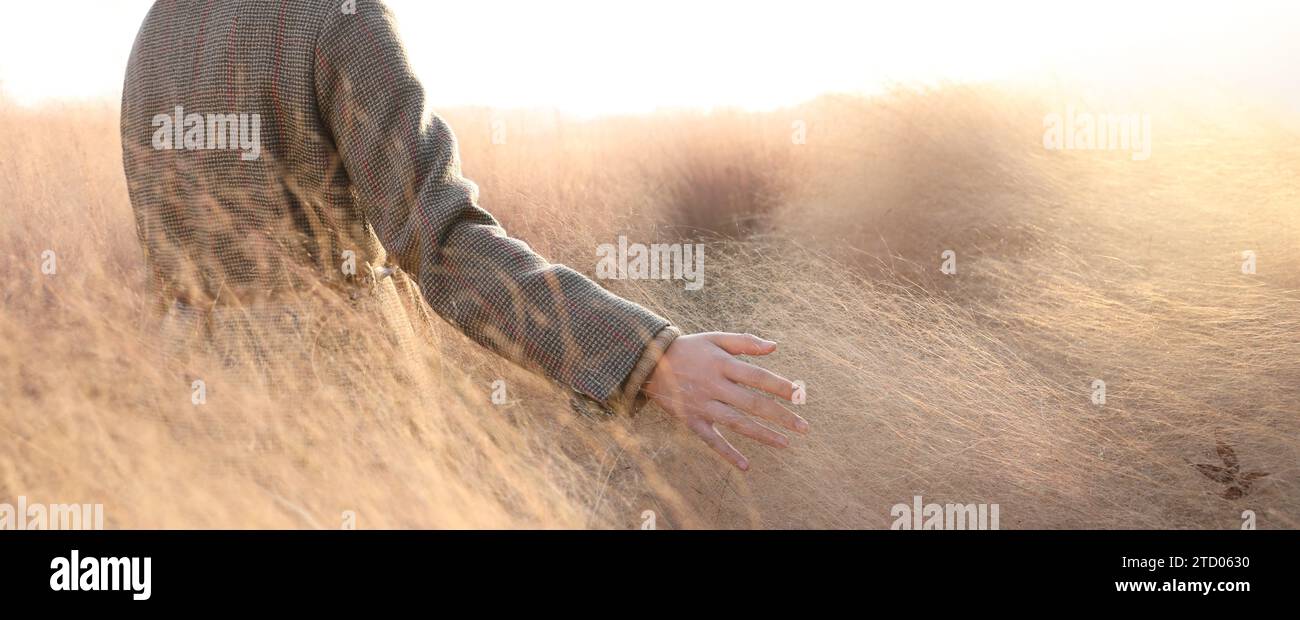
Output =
[{"x1": 1, "y1": 0, "x2": 1297, "y2": 115}]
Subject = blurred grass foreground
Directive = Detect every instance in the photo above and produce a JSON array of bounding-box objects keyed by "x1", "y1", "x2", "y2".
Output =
[{"x1": 1, "y1": 84, "x2": 1297, "y2": 529}]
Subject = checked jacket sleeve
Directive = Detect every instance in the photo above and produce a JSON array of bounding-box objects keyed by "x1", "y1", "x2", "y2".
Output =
[{"x1": 312, "y1": 3, "x2": 675, "y2": 411}]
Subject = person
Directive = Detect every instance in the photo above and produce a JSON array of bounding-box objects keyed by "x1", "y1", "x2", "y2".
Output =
[{"x1": 120, "y1": 0, "x2": 807, "y2": 471}]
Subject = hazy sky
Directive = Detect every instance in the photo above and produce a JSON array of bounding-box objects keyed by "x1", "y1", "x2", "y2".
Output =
[{"x1": 1, "y1": 0, "x2": 1297, "y2": 115}]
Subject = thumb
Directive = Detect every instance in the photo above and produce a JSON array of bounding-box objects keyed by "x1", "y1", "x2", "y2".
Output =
[{"x1": 708, "y1": 332, "x2": 777, "y2": 356}]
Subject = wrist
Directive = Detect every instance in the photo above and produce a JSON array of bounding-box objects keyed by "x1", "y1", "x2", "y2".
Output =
[{"x1": 608, "y1": 325, "x2": 681, "y2": 416}]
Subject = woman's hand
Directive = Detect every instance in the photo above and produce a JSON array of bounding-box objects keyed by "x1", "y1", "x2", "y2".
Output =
[{"x1": 642, "y1": 332, "x2": 809, "y2": 470}]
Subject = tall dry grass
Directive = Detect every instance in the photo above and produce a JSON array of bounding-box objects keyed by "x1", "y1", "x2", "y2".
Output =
[{"x1": 1, "y1": 85, "x2": 1297, "y2": 528}]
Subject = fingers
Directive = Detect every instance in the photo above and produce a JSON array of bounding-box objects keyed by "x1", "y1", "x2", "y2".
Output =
[
  {"x1": 703, "y1": 401, "x2": 788, "y2": 448},
  {"x1": 688, "y1": 418, "x2": 749, "y2": 471},
  {"x1": 706, "y1": 332, "x2": 777, "y2": 356},
  {"x1": 725, "y1": 359, "x2": 796, "y2": 401},
  {"x1": 717, "y1": 381, "x2": 809, "y2": 434}
]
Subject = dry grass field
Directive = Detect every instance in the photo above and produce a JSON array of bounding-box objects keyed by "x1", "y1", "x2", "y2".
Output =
[{"x1": 1, "y1": 84, "x2": 1297, "y2": 528}]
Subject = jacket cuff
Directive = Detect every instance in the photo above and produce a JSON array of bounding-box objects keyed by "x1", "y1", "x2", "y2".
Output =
[{"x1": 605, "y1": 325, "x2": 681, "y2": 417}]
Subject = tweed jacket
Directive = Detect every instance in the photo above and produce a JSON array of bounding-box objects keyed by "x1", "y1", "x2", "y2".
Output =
[{"x1": 121, "y1": 0, "x2": 676, "y2": 411}]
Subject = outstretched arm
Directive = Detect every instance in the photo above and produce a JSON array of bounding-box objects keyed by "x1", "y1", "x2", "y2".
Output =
[
  {"x1": 313, "y1": 4, "x2": 668, "y2": 408},
  {"x1": 313, "y1": 3, "x2": 808, "y2": 465}
]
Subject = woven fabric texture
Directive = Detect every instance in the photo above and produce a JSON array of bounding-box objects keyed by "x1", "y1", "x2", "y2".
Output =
[{"x1": 121, "y1": 0, "x2": 670, "y2": 404}]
